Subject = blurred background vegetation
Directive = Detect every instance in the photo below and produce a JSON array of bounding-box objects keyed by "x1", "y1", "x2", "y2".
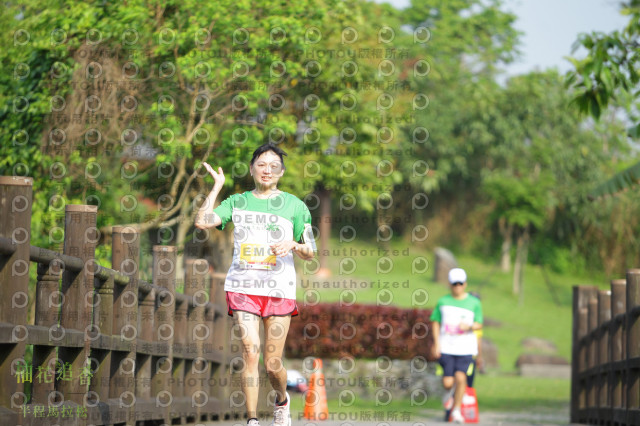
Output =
[
  {"x1": 1, "y1": 0, "x2": 638, "y2": 279},
  {"x1": 2, "y1": 0, "x2": 640, "y2": 417}
]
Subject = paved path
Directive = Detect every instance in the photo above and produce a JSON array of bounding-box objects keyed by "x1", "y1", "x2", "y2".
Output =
[
  {"x1": 202, "y1": 408, "x2": 584, "y2": 426},
  {"x1": 202, "y1": 420, "x2": 582, "y2": 426}
]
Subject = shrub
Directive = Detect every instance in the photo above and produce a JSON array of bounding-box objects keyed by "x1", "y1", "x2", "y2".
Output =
[{"x1": 285, "y1": 303, "x2": 435, "y2": 360}]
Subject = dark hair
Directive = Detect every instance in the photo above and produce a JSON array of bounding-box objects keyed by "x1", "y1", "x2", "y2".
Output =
[{"x1": 250, "y1": 143, "x2": 287, "y2": 169}]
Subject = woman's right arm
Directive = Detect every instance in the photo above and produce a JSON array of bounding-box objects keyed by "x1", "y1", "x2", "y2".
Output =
[
  {"x1": 194, "y1": 188, "x2": 223, "y2": 229},
  {"x1": 194, "y1": 162, "x2": 225, "y2": 230}
]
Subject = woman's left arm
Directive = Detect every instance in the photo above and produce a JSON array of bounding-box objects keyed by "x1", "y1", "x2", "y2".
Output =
[
  {"x1": 292, "y1": 242, "x2": 315, "y2": 260},
  {"x1": 270, "y1": 241, "x2": 316, "y2": 260}
]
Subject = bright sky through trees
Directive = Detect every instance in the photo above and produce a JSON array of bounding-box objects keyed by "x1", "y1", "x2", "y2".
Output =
[{"x1": 372, "y1": 0, "x2": 629, "y2": 75}]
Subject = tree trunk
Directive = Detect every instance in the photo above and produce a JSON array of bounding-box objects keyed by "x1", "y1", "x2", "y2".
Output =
[
  {"x1": 376, "y1": 198, "x2": 391, "y2": 252},
  {"x1": 499, "y1": 217, "x2": 513, "y2": 272},
  {"x1": 512, "y1": 226, "x2": 530, "y2": 300},
  {"x1": 317, "y1": 186, "x2": 331, "y2": 277}
]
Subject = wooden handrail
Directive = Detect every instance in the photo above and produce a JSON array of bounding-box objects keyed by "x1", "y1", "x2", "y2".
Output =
[
  {"x1": 571, "y1": 270, "x2": 640, "y2": 425},
  {"x1": 0, "y1": 176, "x2": 269, "y2": 425}
]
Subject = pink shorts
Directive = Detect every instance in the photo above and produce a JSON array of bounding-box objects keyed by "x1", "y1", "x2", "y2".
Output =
[{"x1": 226, "y1": 291, "x2": 299, "y2": 318}]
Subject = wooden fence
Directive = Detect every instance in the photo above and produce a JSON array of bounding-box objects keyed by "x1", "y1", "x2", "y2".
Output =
[
  {"x1": 571, "y1": 269, "x2": 640, "y2": 425},
  {"x1": 0, "y1": 176, "x2": 270, "y2": 425}
]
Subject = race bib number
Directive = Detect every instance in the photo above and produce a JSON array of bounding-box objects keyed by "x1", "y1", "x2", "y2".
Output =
[{"x1": 238, "y1": 243, "x2": 276, "y2": 270}]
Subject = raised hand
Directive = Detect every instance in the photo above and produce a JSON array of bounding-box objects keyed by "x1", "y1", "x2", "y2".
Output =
[{"x1": 203, "y1": 162, "x2": 225, "y2": 190}]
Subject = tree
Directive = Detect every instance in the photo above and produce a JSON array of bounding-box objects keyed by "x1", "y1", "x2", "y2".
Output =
[
  {"x1": 482, "y1": 71, "x2": 624, "y2": 294},
  {"x1": 567, "y1": 0, "x2": 640, "y2": 197},
  {"x1": 0, "y1": 0, "x2": 409, "y2": 276},
  {"x1": 398, "y1": 0, "x2": 520, "y2": 194},
  {"x1": 384, "y1": 0, "x2": 521, "y2": 248},
  {"x1": 483, "y1": 170, "x2": 552, "y2": 295}
]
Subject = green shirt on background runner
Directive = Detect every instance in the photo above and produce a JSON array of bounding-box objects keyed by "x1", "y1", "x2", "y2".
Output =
[{"x1": 430, "y1": 293, "x2": 483, "y2": 356}]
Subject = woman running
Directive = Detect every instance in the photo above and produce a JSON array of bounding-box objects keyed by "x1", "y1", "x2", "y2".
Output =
[{"x1": 195, "y1": 143, "x2": 316, "y2": 426}]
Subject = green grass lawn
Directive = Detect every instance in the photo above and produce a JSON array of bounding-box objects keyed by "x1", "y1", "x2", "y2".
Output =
[{"x1": 291, "y1": 237, "x2": 607, "y2": 413}]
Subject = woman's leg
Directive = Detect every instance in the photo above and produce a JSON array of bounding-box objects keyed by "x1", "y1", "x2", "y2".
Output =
[
  {"x1": 233, "y1": 311, "x2": 262, "y2": 419},
  {"x1": 263, "y1": 315, "x2": 292, "y2": 404}
]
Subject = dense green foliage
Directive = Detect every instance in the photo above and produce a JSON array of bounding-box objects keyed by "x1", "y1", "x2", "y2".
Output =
[
  {"x1": 567, "y1": 0, "x2": 640, "y2": 122},
  {"x1": 1, "y1": 0, "x2": 638, "y2": 275},
  {"x1": 566, "y1": 0, "x2": 640, "y2": 199},
  {"x1": 565, "y1": 0, "x2": 640, "y2": 271}
]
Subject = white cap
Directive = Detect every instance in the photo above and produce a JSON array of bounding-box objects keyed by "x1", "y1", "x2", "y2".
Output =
[{"x1": 448, "y1": 268, "x2": 467, "y2": 284}]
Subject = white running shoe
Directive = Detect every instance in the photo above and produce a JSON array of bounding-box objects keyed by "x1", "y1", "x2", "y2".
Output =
[
  {"x1": 248, "y1": 419, "x2": 260, "y2": 426},
  {"x1": 450, "y1": 408, "x2": 465, "y2": 423},
  {"x1": 271, "y1": 392, "x2": 291, "y2": 426}
]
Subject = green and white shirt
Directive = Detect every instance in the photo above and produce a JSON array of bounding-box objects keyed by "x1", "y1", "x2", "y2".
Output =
[
  {"x1": 213, "y1": 191, "x2": 314, "y2": 300},
  {"x1": 430, "y1": 293, "x2": 483, "y2": 356}
]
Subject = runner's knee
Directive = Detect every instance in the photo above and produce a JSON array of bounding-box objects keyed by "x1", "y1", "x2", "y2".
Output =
[
  {"x1": 442, "y1": 376, "x2": 454, "y2": 389},
  {"x1": 244, "y1": 351, "x2": 260, "y2": 369}
]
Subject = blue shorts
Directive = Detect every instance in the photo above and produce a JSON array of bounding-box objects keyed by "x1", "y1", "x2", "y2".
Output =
[{"x1": 439, "y1": 354, "x2": 474, "y2": 377}]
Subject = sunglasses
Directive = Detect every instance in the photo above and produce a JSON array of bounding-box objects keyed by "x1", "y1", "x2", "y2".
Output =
[{"x1": 451, "y1": 282, "x2": 465, "y2": 286}]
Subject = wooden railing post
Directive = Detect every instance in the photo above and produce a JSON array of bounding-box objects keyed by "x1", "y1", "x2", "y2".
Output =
[
  {"x1": 0, "y1": 176, "x2": 33, "y2": 424},
  {"x1": 185, "y1": 259, "x2": 209, "y2": 422},
  {"x1": 611, "y1": 279, "x2": 627, "y2": 418},
  {"x1": 173, "y1": 277, "x2": 188, "y2": 415},
  {"x1": 202, "y1": 273, "x2": 217, "y2": 420},
  {"x1": 210, "y1": 273, "x2": 230, "y2": 419},
  {"x1": 152, "y1": 245, "x2": 176, "y2": 424},
  {"x1": 626, "y1": 269, "x2": 640, "y2": 422},
  {"x1": 90, "y1": 274, "x2": 114, "y2": 405},
  {"x1": 571, "y1": 285, "x2": 597, "y2": 423},
  {"x1": 137, "y1": 270, "x2": 155, "y2": 404},
  {"x1": 110, "y1": 226, "x2": 139, "y2": 426},
  {"x1": 31, "y1": 258, "x2": 63, "y2": 404},
  {"x1": 58, "y1": 204, "x2": 98, "y2": 414},
  {"x1": 587, "y1": 296, "x2": 599, "y2": 413},
  {"x1": 597, "y1": 289, "x2": 611, "y2": 421}
]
